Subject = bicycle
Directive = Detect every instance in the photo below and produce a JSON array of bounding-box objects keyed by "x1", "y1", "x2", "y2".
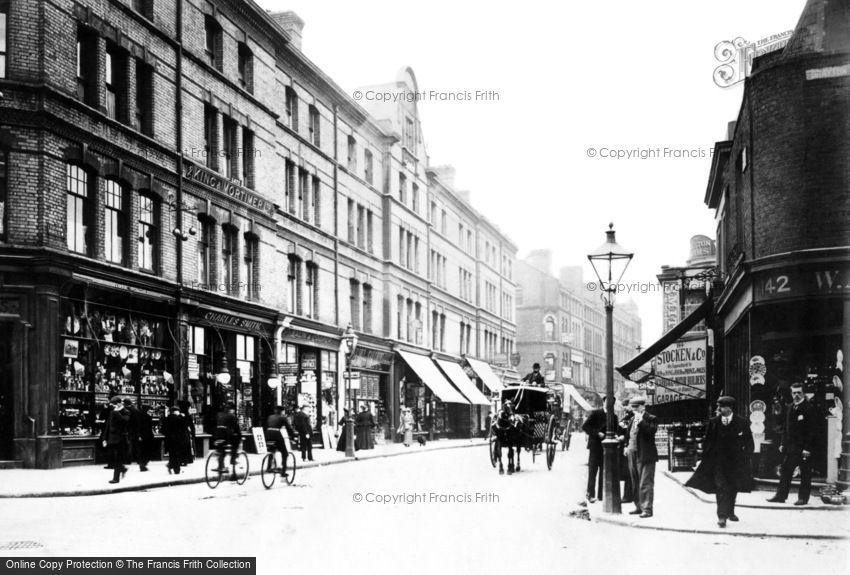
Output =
[
  {"x1": 205, "y1": 440, "x2": 249, "y2": 489},
  {"x1": 260, "y1": 441, "x2": 297, "y2": 489}
]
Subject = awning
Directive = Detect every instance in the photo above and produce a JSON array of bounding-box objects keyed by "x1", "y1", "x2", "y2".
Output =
[
  {"x1": 465, "y1": 357, "x2": 503, "y2": 393},
  {"x1": 616, "y1": 297, "x2": 713, "y2": 379},
  {"x1": 435, "y1": 359, "x2": 491, "y2": 406},
  {"x1": 563, "y1": 383, "x2": 593, "y2": 411},
  {"x1": 398, "y1": 351, "x2": 470, "y2": 404}
]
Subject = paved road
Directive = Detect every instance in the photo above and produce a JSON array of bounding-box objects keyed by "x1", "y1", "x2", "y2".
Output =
[{"x1": 1, "y1": 446, "x2": 845, "y2": 575}]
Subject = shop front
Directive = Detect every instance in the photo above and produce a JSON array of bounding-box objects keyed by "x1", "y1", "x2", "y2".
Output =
[
  {"x1": 436, "y1": 358, "x2": 490, "y2": 438},
  {"x1": 397, "y1": 350, "x2": 470, "y2": 439},
  {"x1": 348, "y1": 345, "x2": 394, "y2": 444},
  {"x1": 465, "y1": 357, "x2": 503, "y2": 434}
]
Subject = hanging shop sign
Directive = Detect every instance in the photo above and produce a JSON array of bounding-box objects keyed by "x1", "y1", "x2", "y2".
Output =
[
  {"x1": 350, "y1": 348, "x2": 394, "y2": 372},
  {"x1": 187, "y1": 354, "x2": 200, "y2": 380},
  {"x1": 183, "y1": 161, "x2": 276, "y2": 217},
  {"x1": 278, "y1": 363, "x2": 299, "y2": 375},
  {"x1": 197, "y1": 310, "x2": 270, "y2": 335},
  {"x1": 301, "y1": 352, "x2": 317, "y2": 370},
  {"x1": 652, "y1": 339, "x2": 706, "y2": 404}
]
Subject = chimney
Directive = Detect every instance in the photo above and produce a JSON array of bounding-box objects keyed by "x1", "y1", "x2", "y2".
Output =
[
  {"x1": 726, "y1": 121, "x2": 737, "y2": 141},
  {"x1": 270, "y1": 11, "x2": 305, "y2": 51},
  {"x1": 524, "y1": 249, "x2": 552, "y2": 275},
  {"x1": 431, "y1": 165, "x2": 456, "y2": 187}
]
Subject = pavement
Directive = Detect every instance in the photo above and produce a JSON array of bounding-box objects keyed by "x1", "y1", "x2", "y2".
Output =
[
  {"x1": 0, "y1": 437, "x2": 486, "y2": 498},
  {"x1": 584, "y1": 465, "x2": 850, "y2": 540}
]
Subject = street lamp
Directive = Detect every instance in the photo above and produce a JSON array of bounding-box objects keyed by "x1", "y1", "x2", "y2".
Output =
[
  {"x1": 342, "y1": 323, "x2": 359, "y2": 457},
  {"x1": 588, "y1": 222, "x2": 633, "y2": 514}
]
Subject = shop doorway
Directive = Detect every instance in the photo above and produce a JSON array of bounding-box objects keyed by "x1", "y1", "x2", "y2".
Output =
[{"x1": 0, "y1": 333, "x2": 14, "y2": 460}]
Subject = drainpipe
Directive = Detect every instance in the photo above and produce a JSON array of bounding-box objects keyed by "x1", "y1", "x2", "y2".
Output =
[
  {"x1": 175, "y1": 0, "x2": 185, "y2": 399},
  {"x1": 333, "y1": 104, "x2": 340, "y2": 327}
]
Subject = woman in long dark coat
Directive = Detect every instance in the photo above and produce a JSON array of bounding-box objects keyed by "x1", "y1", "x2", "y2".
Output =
[
  {"x1": 686, "y1": 396, "x2": 754, "y2": 527},
  {"x1": 354, "y1": 405, "x2": 376, "y2": 450},
  {"x1": 336, "y1": 409, "x2": 351, "y2": 452},
  {"x1": 161, "y1": 406, "x2": 191, "y2": 474}
]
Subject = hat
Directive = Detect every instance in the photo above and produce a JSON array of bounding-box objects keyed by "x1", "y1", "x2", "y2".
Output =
[
  {"x1": 717, "y1": 396, "x2": 736, "y2": 407},
  {"x1": 533, "y1": 363, "x2": 540, "y2": 369},
  {"x1": 629, "y1": 397, "x2": 646, "y2": 406},
  {"x1": 170, "y1": 405, "x2": 182, "y2": 413},
  {"x1": 122, "y1": 398, "x2": 133, "y2": 406},
  {"x1": 109, "y1": 396, "x2": 123, "y2": 405}
]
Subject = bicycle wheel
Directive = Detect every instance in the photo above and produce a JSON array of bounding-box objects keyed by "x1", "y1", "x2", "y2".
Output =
[
  {"x1": 284, "y1": 452, "x2": 297, "y2": 485},
  {"x1": 204, "y1": 451, "x2": 223, "y2": 489},
  {"x1": 233, "y1": 451, "x2": 249, "y2": 485},
  {"x1": 261, "y1": 453, "x2": 277, "y2": 489}
]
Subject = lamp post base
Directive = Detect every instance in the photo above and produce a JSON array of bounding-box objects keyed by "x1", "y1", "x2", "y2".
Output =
[
  {"x1": 602, "y1": 437, "x2": 622, "y2": 514},
  {"x1": 345, "y1": 418, "x2": 356, "y2": 458}
]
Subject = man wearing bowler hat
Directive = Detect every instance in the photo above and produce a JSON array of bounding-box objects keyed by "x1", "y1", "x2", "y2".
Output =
[
  {"x1": 625, "y1": 396, "x2": 657, "y2": 518},
  {"x1": 686, "y1": 396, "x2": 754, "y2": 527},
  {"x1": 767, "y1": 382, "x2": 817, "y2": 505}
]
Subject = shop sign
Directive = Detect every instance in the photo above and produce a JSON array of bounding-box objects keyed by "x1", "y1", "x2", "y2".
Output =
[
  {"x1": 283, "y1": 375, "x2": 298, "y2": 387},
  {"x1": 545, "y1": 370, "x2": 556, "y2": 382},
  {"x1": 755, "y1": 266, "x2": 850, "y2": 302},
  {"x1": 350, "y1": 348, "x2": 394, "y2": 372},
  {"x1": 252, "y1": 427, "x2": 268, "y2": 455},
  {"x1": 198, "y1": 310, "x2": 269, "y2": 335},
  {"x1": 278, "y1": 362, "x2": 299, "y2": 375},
  {"x1": 562, "y1": 366, "x2": 572, "y2": 379},
  {"x1": 344, "y1": 371, "x2": 361, "y2": 390},
  {"x1": 301, "y1": 352, "x2": 317, "y2": 370},
  {"x1": 663, "y1": 283, "x2": 680, "y2": 333},
  {"x1": 285, "y1": 330, "x2": 340, "y2": 351},
  {"x1": 653, "y1": 339, "x2": 706, "y2": 404},
  {"x1": 184, "y1": 161, "x2": 276, "y2": 217},
  {"x1": 187, "y1": 354, "x2": 199, "y2": 380}
]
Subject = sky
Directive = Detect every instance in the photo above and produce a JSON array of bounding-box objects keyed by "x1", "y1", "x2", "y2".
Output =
[{"x1": 260, "y1": 0, "x2": 807, "y2": 345}]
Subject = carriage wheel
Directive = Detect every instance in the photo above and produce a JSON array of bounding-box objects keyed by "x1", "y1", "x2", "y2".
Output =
[
  {"x1": 489, "y1": 433, "x2": 498, "y2": 468},
  {"x1": 546, "y1": 415, "x2": 557, "y2": 470}
]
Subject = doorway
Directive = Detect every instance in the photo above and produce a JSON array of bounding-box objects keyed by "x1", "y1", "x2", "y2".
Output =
[{"x1": 0, "y1": 333, "x2": 14, "y2": 460}]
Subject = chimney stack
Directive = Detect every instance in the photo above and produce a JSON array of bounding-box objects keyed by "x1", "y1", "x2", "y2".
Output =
[{"x1": 270, "y1": 11, "x2": 305, "y2": 51}]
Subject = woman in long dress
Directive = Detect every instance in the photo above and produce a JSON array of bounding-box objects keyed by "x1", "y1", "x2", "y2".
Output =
[
  {"x1": 161, "y1": 406, "x2": 190, "y2": 474},
  {"x1": 399, "y1": 408, "x2": 414, "y2": 446},
  {"x1": 336, "y1": 409, "x2": 350, "y2": 452}
]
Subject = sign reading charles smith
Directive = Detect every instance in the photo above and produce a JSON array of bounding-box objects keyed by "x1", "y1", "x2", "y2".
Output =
[{"x1": 183, "y1": 161, "x2": 276, "y2": 217}]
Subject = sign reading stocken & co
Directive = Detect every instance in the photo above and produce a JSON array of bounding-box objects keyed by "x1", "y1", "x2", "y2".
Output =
[{"x1": 183, "y1": 161, "x2": 276, "y2": 217}]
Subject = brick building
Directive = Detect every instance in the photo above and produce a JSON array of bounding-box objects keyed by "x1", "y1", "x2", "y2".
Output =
[
  {"x1": 0, "y1": 0, "x2": 516, "y2": 468},
  {"x1": 702, "y1": 0, "x2": 850, "y2": 485},
  {"x1": 515, "y1": 250, "x2": 642, "y2": 420}
]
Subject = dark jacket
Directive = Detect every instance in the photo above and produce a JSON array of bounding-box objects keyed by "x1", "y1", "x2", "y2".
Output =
[
  {"x1": 102, "y1": 407, "x2": 130, "y2": 446},
  {"x1": 213, "y1": 411, "x2": 242, "y2": 445},
  {"x1": 292, "y1": 411, "x2": 312, "y2": 435},
  {"x1": 582, "y1": 408, "x2": 607, "y2": 451},
  {"x1": 161, "y1": 413, "x2": 191, "y2": 464},
  {"x1": 521, "y1": 371, "x2": 545, "y2": 386},
  {"x1": 628, "y1": 412, "x2": 659, "y2": 464},
  {"x1": 781, "y1": 400, "x2": 817, "y2": 454},
  {"x1": 686, "y1": 414, "x2": 754, "y2": 493},
  {"x1": 124, "y1": 405, "x2": 143, "y2": 440}
]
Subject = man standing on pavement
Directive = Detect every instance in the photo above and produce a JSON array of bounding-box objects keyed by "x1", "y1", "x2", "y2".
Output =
[
  {"x1": 617, "y1": 398, "x2": 635, "y2": 503},
  {"x1": 767, "y1": 382, "x2": 817, "y2": 505},
  {"x1": 293, "y1": 405, "x2": 314, "y2": 462},
  {"x1": 123, "y1": 398, "x2": 147, "y2": 472},
  {"x1": 625, "y1": 396, "x2": 657, "y2": 518},
  {"x1": 581, "y1": 404, "x2": 607, "y2": 502},
  {"x1": 686, "y1": 396, "x2": 754, "y2": 527}
]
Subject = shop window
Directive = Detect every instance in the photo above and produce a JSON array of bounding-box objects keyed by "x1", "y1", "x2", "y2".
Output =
[
  {"x1": 347, "y1": 135, "x2": 356, "y2": 172},
  {"x1": 235, "y1": 333, "x2": 255, "y2": 430},
  {"x1": 137, "y1": 193, "x2": 158, "y2": 273},
  {"x1": 285, "y1": 86, "x2": 298, "y2": 131},
  {"x1": 242, "y1": 128, "x2": 255, "y2": 189},
  {"x1": 188, "y1": 325, "x2": 205, "y2": 355},
  {"x1": 364, "y1": 149, "x2": 373, "y2": 184},
  {"x1": 135, "y1": 60, "x2": 154, "y2": 136},
  {"x1": 0, "y1": 149, "x2": 6, "y2": 240},
  {"x1": 305, "y1": 262, "x2": 317, "y2": 319},
  {"x1": 66, "y1": 164, "x2": 91, "y2": 254},
  {"x1": 0, "y1": 0, "x2": 7, "y2": 79},
  {"x1": 196, "y1": 217, "x2": 211, "y2": 286},
  {"x1": 362, "y1": 284, "x2": 372, "y2": 334},
  {"x1": 308, "y1": 105, "x2": 320, "y2": 147},
  {"x1": 204, "y1": 15, "x2": 222, "y2": 72},
  {"x1": 104, "y1": 179, "x2": 126, "y2": 265},
  {"x1": 203, "y1": 104, "x2": 217, "y2": 169},
  {"x1": 76, "y1": 29, "x2": 96, "y2": 105},
  {"x1": 237, "y1": 41, "x2": 253, "y2": 93},
  {"x1": 221, "y1": 225, "x2": 236, "y2": 293}
]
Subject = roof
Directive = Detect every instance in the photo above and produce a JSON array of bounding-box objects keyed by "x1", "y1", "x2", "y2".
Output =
[{"x1": 782, "y1": 0, "x2": 850, "y2": 59}]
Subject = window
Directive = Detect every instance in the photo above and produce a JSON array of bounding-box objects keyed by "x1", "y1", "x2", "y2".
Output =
[
  {"x1": 287, "y1": 256, "x2": 298, "y2": 314},
  {"x1": 362, "y1": 284, "x2": 372, "y2": 334},
  {"x1": 356, "y1": 205, "x2": 365, "y2": 248},
  {"x1": 197, "y1": 217, "x2": 211, "y2": 285},
  {"x1": 66, "y1": 164, "x2": 90, "y2": 254},
  {"x1": 132, "y1": 0, "x2": 151, "y2": 19},
  {"x1": 412, "y1": 184, "x2": 419, "y2": 213},
  {"x1": 0, "y1": 0, "x2": 8, "y2": 79},
  {"x1": 237, "y1": 42, "x2": 253, "y2": 93},
  {"x1": 285, "y1": 86, "x2": 298, "y2": 131},
  {"x1": 285, "y1": 161, "x2": 296, "y2": 214},
  {"x1": 366, "y1": 210, "x2": 374, "y2": 253},
  {"x1": 364, "y1": 150, "x2": 373, "y2": 184},
  {"x1": 347, "y1": 199, "x2": 355, "y2": 243},
  {"x1": 0, "y1": 150, "x2": 5, "y2": 239},
  {"x1": 137, "y1": 194, "x2": 157, "y2": 272},
  {"x1": 440, "y1": 209, "x2": 447, "y2": 235},
  {"x1": 235, "y1": 334, "x2": 255, "y2": 383},
  {"x1": 104, "y1": 180, "x2": 125, "y2": 264},
  {"x1": 135, "y1": 61, "x2": 153, "y2": 136},
  {"x1": 76, "y1": 29, "x2": 96, "y2": 105},
  {"x1": 298, "y1": 168, "x2": 308, "y2": 221},
  {"x1": 312, "y1": 177, "x2": 321, "y2": 227},
  {"x1": 222, "y1": 117, "x2": 235, "y2": 179},
  {"x1": 347, "y1": 135, "x2": 356, "y2": 171},
  {"x1": 431, "y1": 310, "x2": 438, "y2": 348},
  {"x1": 187, "y1": 326, "x2": 205, "y2": 355},
  {"x1": 204, "y1": 105, "x2": 217, "y2": 169},
  {"x1": 439, "y1": 314, "x2": 446, "y2": 351},
  {"x1": 399, "y1": 173, "x2": 406, "y2": 204},
  {"x1": 397, "y1": 296, "x2": 404, "y2": 340},
  {"x1": 305, "y1": 263, "x2": 317, "y2": 318},
  {"x1": 429, "y1": 201, "x2": 436, "y2": 226},
  {"x1": 404, "y1": 116, "x2": 416, "y2": 152},
  {"x1": 104, "y1": 47, "x2": 119, "y2": 120},
  {"x1": 414, "y1": 302, "x2": 422, "y2": 344},
  {"x1": 204, "y1": 16, "x2": 222, "y2": 71},
  {"x1": 242, "y1": 128, "x2": 254, "y2": 189},
  {"x1": 308, "y1": 105, "x2": 320, "y2": 147},
  {"x1": 221, "y1": 225, "x2": 235, "y2": 292},
  {"x1": 349, "y1": 280, "x2": 361, "y2": 330},
  {"x1": 244, "y1": 235, "x2": 257, "y2": 300},
  {"x1": 467, "y1": 230, "x2": 473, "y2": 251}
]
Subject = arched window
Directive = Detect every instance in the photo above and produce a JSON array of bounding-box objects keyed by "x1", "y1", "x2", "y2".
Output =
[{"x1": 544, "y1": 316, "x2": 556, "y2": 341}]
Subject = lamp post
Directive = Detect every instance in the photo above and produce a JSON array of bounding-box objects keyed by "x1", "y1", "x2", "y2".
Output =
[
  {"x1": 342, "y1": 324, "x2": 359, "y2": 458},
  {"x1": 588, "y1": 223, "x2": 634, "y2": 514}
]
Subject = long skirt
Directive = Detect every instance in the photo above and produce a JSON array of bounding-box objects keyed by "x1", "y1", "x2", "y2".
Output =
[{"x1": 404, "y1": 429, "x2": 413, "y2": 445}]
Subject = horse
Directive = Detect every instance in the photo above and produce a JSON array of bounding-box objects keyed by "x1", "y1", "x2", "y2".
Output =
[{"x1": 491, "y1": 406, "x2": 529, "y2": 475}]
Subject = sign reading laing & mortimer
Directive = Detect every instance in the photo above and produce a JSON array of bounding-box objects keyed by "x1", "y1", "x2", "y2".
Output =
[{"x1": 183, "y1": 161, "x2": 276, "y2": 217}]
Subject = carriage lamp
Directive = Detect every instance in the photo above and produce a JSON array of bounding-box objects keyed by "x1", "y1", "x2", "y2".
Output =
[
  {"x1": 588, "y1": 223, "x2": 633, "y2": 515},
  {"x1": 216, "y1": 353, "x2": 231, "y2": 385},
  {"x1": 342, "y1": 323, "x2": 359, "y2": 458}
]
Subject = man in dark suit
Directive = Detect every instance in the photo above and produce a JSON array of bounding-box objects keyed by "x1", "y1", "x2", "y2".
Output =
[
  {"x1": 101, "y1": 396, "x2": 130, "y2": 484},
  {"x1": 767, "y1": 382, "x2": 817, "y2": 505},
  {"x1": 521, "y1": 363, "x2": 546, "y2": 387},
  {"x1": 686, "y1": 396, "x2": 754, "y2": 527},
  {"x1": 293, "y1": 405, "x2": 314, "y2": 461},
  {"x1": 617, "y1": 399, "x2": 635, "y2": 503},
  {"x1": 123, "y1": 398, "x2": 148, "y2": 471},
  {"x1": 581, "y1": 406, "x2": 607, "y2": 502},
  {"x1": 624, "y1": 396, "x2": 658, "y2": 517}
]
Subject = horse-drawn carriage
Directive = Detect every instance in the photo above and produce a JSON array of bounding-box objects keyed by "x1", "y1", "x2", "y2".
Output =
[{"x1": 488, "y1": 385, "x2": 560, "y2": 473}]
